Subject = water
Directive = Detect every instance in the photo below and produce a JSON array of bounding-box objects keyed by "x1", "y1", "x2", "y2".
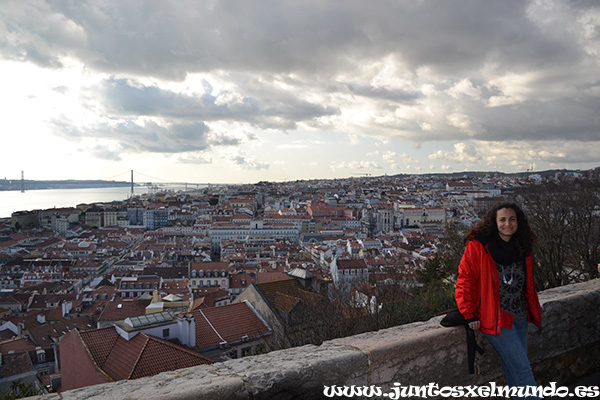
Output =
[
  {"x1": 0, "y1": 183, "x2": 210, "y2": 218},
  {"x1": 1, "y1": 187, "x2": 136, "y2": 218}
]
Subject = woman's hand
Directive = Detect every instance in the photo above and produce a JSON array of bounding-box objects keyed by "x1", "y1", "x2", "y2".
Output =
[{"x1": 468, "y1": 320, "x2": 481, "y2": 330}]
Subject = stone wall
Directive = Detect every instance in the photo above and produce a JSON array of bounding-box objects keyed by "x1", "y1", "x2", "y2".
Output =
[{"x1": 38, "y1": 279, "x2": 600, "y2": 400}]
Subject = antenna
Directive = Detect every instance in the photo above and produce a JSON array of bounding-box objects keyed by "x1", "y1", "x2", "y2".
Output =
[
  {"x1": 131, "y1": 170, "x2": 134, "y2": 199},
  {"x1": 21, "y1": 170, "x2": 24, "y2": 193}
]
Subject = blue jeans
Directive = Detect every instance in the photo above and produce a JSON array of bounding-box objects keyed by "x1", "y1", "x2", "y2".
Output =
[{"x1": 483, "y1": 320, "x2": 540, "y2": 399}]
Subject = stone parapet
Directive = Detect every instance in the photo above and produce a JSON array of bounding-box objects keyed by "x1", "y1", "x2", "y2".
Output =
[{"x1": 37, "y1": 278, "x2": 600, "y2": 399}]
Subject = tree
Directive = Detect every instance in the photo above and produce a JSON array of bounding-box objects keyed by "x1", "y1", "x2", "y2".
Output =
[
  {"x1": 409, "y1": 220, "x2": 468, "y2": 317},
  {"x1": 0, "y1": 381, "x2": 43, "y2": 400},
  {"x1": 514, "y1": 177, "x2": 600, "y2": 289},
  {"x1": 562, "y1": 179, "x2": 600, "y2": 281},
  {"x1": 433, "y1": 220, "x2": 468, "y2": 279}
]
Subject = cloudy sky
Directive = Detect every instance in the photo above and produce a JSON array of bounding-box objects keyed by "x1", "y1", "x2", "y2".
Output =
[{"x1": 1, "y1": 0, "x2": 599, "y2": 184}]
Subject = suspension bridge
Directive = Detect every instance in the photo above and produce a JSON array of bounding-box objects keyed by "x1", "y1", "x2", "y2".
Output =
[{"x1": 102, "y1": 170, "x2": 230, "y2": 197}]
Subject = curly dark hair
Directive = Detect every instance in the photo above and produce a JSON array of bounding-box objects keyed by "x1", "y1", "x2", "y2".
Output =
[{"x1": 463, "y1": 202, "x2": 536, "y2": 257}]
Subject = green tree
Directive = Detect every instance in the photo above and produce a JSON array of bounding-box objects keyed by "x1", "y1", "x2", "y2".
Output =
[{"x1": 0, "y1": 381, "x2": 43, "y2": 400}]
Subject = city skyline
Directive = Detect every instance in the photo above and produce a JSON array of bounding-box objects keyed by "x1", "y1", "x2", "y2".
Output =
[{"x1": 1, "y1": 0, "x2": 599, "y2": 183}]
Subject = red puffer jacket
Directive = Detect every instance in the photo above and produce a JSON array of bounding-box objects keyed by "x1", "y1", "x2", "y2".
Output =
[{"x1": 456, "y1": 237, "x2": 542, "y2": 336}]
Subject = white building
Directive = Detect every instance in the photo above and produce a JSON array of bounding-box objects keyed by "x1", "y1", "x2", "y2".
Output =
[
  {"x1": 395, "y1": 205, "x2": 446, "y2": 228},
  {"x1": 208, "y1": 220, "x2": 300, "y2": 252},
  {"x1": 329, "y1": 258, "x2": 369, "y2": 290}
]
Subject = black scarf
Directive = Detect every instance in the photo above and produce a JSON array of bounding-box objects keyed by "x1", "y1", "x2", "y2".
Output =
[{"x1": 487, "y1": 233, "x2": 521, "y2": 265}]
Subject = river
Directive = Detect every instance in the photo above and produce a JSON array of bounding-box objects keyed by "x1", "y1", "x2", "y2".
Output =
[
  {"x1": 0, "y1": 187, "x2": 133, "y2": 218},
  {"x1": 0, "y1": 184, "x2": 211, "y2": 218}
]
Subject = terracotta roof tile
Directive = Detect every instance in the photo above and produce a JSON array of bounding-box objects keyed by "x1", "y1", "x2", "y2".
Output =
[
  {"x1": 79, "y1": 326, "x2": 120, "y2": 367},
  {"x1": 0, "y1": 330, "x2": 16, "y2": 340},
  {"x1": 28, "y1": 316, "x2": 94, "y2": 349},
  {"x1": 193, "y1": 302, "x2": 270, "y2": 349},
  {"x1": 255, "y1": 279, "x2": 302, "y2": 306},
  {"x1": 129, "y1": 335, "x2": 212, "y2": 379},
  {"x1": 1, "y1": 352, "x2": 34, "y2": 377},
  {"x1": 98, "y1": 299, "x2": 151, "y2": 322},
  {"x1": 253, "y1": 278, "x2": 324, "y2": 322},
  {"x1": 102, "y1": 332, "x2": 147, "y2": 380},
  {"x1": 0, "y1": 338, "x2": 36, "y2": 354},
  {"x1": 336, "y1": 259, "x2": 368, "y2": 269},
  {"x1": 78, "y1": 328, "x2": 212, "y2": 381},
  {"x1": 272, "y1": 292, "x2": 300, "y2": 313},
  {"x1": 256, "y1": 272, "x2": 291, "y2": 284}
]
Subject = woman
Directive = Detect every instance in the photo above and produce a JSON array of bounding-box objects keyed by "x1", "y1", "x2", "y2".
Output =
[{"x1": 456, "y1": 202, "x2": 541, "y2": 396}]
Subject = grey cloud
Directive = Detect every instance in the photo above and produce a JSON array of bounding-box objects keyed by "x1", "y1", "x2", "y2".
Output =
[
  {"x1": 346, "y1": 84, "x2": 421, "y2": 103},
  {"x1": 175, "y1": 154, "x2": 213, "y2": 165},
  {"x1": 3, "y1": 0, "x2": 600, "y2": 157},
  {"x1": 98, "y1": 78, "x2": 337, "y2": 130},
  {"x1": 3, "y1": 0, "x2": 593, "y2": 78},
  {"x1": 0, "y1": 0, "x2": 85, "y2": 67},
  {"x1": 100, "y1": 120, "x2": 214, "y2": 153},
  {"x1": 89, "y1": 145, "x2": 122, "y2": 162},
  {"x1": 51, "y1": 117, "x2": 242, "y2": 154},
  {"x1": 475, "y1": 97, "x2": 600, "y2": 142},
  {"x1": 229, "y1": 154, "x2": 269, "y2": 171}
]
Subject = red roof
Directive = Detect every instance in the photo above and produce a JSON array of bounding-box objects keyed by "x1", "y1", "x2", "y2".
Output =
[
  {"x1": 0, "y1": 240, "x2": 17, "y2": 248},
  {"x1": 256, "y1": 271, "x2": 290, "y2": 284},
  {"x1": 79, "y1": 326, "x2": 119, "y2": 367},
  {"x1": 255, "y1": 279, "x2": 323, "y2": 315},
  {"x1": 77, "y1": 327, "x2": 212, "y2": 381},
  {"x1": 1, "y1": 352, "x2": 34, "y2": 378},
  {"x1": 336, "y1": 259, "x2": 368, "y2": 270},
  {"x1": 193, "y1": 302, "x2": 270, "y2": 349},
  {"x1": 28, "y1": 316, "x2": 94, "y2": 349},
  {"x1": 10, "y1": 232, "x2": 27, "y2": 242},
  {"x1": 98, "y1": 299, "x2": 151, "y2": 323},
  {"x1": 272, "y1": 292, "x2": 300, "y2": 313},
  {"x1": 190, "y1": 261, "x2": 228, "y2": 272},
  {"x1": 0, "y1": 337, "x2": 36, "y2": 354}
]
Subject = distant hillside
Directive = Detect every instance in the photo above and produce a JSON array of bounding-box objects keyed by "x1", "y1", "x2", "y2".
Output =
[
  {"x1": 0, "y1": 179, "x2": 131, "y2": 191},
  {"x1": 387, "y1": 168, "x2": 595, "y2": 180}
]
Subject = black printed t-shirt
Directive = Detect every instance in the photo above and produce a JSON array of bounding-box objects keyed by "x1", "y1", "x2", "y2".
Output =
[{"x1": 488, "y1": 234, "x2": 528, "y2": 320}]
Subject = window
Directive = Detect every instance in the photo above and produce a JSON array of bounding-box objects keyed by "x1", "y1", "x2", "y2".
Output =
[
  {"x1": 163, "y1": 328, "x2": 170, "y2": 338},
  {"x1": 241, "y1": 347, "x2": 252, "y2": 357}
]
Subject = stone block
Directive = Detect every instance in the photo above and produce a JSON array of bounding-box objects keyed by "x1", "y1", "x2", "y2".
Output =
[{"x1": 31, "y1": 278, "x2": 600, "y2": 400}]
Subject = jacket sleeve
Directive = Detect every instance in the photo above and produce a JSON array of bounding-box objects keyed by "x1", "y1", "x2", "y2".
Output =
[
  {"x1": 525, "y1": 254, "x2": 542, "y2": 327},
  {"x1": 456, "y1": 240, "x2": 481, "y2": 321}
]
